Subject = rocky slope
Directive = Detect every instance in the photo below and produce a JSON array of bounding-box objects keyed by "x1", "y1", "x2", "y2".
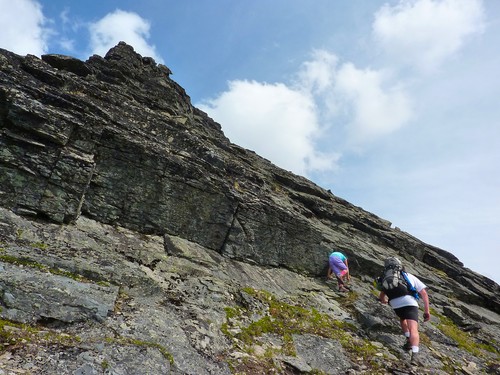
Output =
[{"x1": 0, "y1": 42, "x2": 498, "y2": 374}]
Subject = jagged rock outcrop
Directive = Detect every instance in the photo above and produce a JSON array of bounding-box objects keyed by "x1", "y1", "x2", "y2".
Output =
[{"x1": 0, "y1": 42, "x2": 499, "y2": 374}]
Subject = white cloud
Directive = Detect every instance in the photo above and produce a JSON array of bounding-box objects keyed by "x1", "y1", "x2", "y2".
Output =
[
  {"x1": 0, "y1": 0, "x2": 49, "y2": 56},
  {"x1": 334, "y1": 63, "x2": 413, "y2": 144},
  {"x1": 298, "y1": 50, "x2": 414, "y2": 146},
  {"x1": 198, "y1": 80, "x2": 339, "y2": 176},
  {"x1": 373, "y1": 0, "x2": 485, "y2": 72},
  {"x1": 297, "y1": 49, "x2": 338, "y2": 94},
  {"x1": 89, "y1": 9, "x2": 163, "y2": 63}
]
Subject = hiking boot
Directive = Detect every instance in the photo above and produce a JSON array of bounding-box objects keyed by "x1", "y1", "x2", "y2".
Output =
[
  {"x1": 402, "y1": 338, "x2": 411, "y2": 351},
  {"x1": 410, "y1": 351, "x2": 422, "y2": 366}
]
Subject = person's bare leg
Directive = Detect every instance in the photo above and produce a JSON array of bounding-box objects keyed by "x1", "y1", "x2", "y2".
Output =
[
  {"x1": 400, "y1": 318, "x2": 412, "y2": 350},
  {"x1": 407, "y1": 319, "x2": 419, "y2": 347},
  {"x1": 406, "y1": 318, "x2": 422, "y2": 365},
  {"x1": 400, "y1": 319, "x2": 409, "y2": 334}
]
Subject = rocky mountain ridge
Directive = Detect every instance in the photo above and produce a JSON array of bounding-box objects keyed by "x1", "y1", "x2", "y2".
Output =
[{"x1": 0, "y1": 42, "x2": 498, "y2": 374}]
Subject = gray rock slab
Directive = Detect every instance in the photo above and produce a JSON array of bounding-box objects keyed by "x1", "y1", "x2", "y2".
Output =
[
  {"x1": 292, "y1": 333, "x2": 353, "y2": 374},
  {"x1": 0, "y1": 262, "x2": 118, "y2": 323}
]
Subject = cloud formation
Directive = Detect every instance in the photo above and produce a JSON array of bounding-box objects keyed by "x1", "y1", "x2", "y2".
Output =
[
  {"x1": 297, "y1": 49, "x2": 338, "y2": 95},
  {"x1": 199, "y1": 0, "x2": 486, "y2": 178},
  {"x1": 199, "y1": 49, "x2": 414, "y2": 176},
  {"x1": 334, "y1": 64, "x2": 413, "y2": 144},
  {"x1": 199, "y1": 80, "x2": 339, "y2": 176},
  {"x1": 89, "y1": 9, "x2": 163, "y2": 63},
  {"x1": 0, "y1": 0, "x2": 49, "y2": 56},
  {"x1": 373, "y1": 0, "x2": 485, "y2": 72}
]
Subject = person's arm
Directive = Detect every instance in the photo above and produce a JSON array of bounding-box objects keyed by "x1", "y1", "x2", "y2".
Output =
[
  {"x1": 344, "y1": 259, "x2": 351, "y2": 281},
  {"x1": 327, "y1": 267, "x2": 333, "y2": 279},
  {"x1": 419, "y1": 288, "x2": 430, "y2": 321},
  {"x1": 379, "y1": 291, "x2": 388, "y2": 304}
]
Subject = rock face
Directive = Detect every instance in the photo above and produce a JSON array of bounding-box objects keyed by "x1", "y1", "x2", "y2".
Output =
[{"x1": 0, "y1": 42, "x2": 498, "y2": 374}]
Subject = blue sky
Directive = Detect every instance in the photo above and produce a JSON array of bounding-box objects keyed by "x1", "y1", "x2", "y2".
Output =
[{"x1": 1, "y1": 0, "x2": 499, "y2": 284}]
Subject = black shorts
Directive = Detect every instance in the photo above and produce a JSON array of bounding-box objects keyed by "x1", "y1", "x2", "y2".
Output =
[{"x1": 393, "y1": 306, "x2": 419, "y2": 321}]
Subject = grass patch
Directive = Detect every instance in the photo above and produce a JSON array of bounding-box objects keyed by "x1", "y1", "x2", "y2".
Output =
[
  {"x1": 223, "y1": 287, "x2": 380, "y2": 371},
  {"x1": 432, "y1": 308, "x2": 499, "y2": 357},
  {"x1": 0, "y1": 319, "x2": 174, "y2": 368},
  {"x1": 30, "y1": 241, "x2": 49, "y2": 250},
  {"x1": 0, "y1": 319, "x2": 81, "y2": 352},
  {"x1": 105, "y1": 336, "x2": 174, "y2": 365},
  {"x1": 101, "y1": 360, "x2": 110, "y2": 370}
]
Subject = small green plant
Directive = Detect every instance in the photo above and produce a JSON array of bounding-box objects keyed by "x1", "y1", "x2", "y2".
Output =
[
  {"x1": 339, "y1": 290, "x2": 360, "y2": 306},
  {"x1": 224, "y1": 306, "x2": 242, "y2": 319},
  {"x1": 271, "y1": 182, "x2": 282, "y2": 193},
  {"x1": 233, "y1": 181, "x2": 244, "y2": 192},
  {"x1": 435, "y1": 269, "x2": 449, "y2": 278},
  {"x1": 31, "y1": 241, "x2": 49, "y2": 250},
  {"x1": 101, "y1": 360, "x2": 110, "y2": 370}
]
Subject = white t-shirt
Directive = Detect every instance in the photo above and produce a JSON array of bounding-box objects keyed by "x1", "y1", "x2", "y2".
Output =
[{"x1": 388, "y1": 273, "x2": 426, "y2": 309}]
